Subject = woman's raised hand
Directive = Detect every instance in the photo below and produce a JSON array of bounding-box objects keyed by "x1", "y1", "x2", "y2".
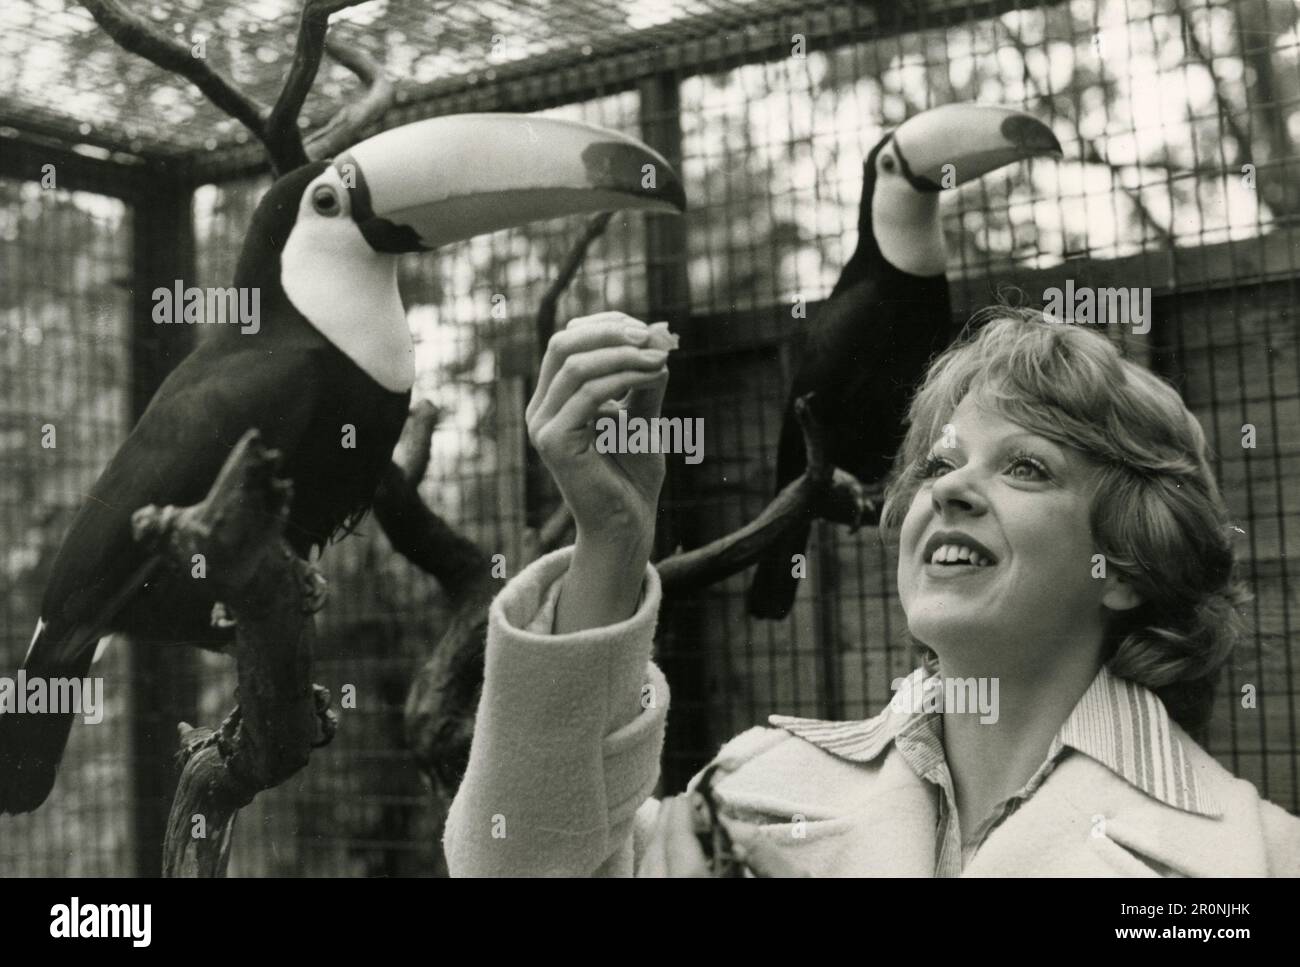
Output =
[
  {"x1": 526, "y1": 311, "x2": 675, "y2": 635},
  {"x1": 526, "y1": 311, "x2": 673, "y2": 549}
]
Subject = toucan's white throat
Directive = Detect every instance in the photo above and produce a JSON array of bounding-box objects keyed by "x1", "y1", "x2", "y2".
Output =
[
  {"x1": 870, "y1": 176, "x2": 947, "y2": 278},
  {"x1": 280, "y1": 170, "x2": 415, "y2": 393}
]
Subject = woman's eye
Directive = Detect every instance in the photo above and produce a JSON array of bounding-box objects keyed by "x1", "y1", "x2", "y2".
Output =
[
  {"x1": 312, "y1": 186, "x2": 340, "y2": 216},
  {"x1": 1006, "y1": 455, "x2": 1049, "y2": 481},
  {"x1": 919, "y1": 454, "x2": 954, "y2": 478}
]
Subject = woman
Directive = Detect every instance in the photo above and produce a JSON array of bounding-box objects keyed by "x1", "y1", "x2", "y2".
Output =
[{"x1": 443, "y1": 307, "x2": 1300, "y2": 876}]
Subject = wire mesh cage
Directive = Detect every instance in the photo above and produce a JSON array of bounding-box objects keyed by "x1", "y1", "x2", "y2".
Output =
[{"x1": 0, "y1": 0, "x2": 1297, "y2": 875}]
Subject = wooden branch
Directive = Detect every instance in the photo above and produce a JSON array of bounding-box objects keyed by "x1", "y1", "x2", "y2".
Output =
[
  {"x1": 1078, "y1": 140, "x2": 1175, "y2": 246},
  {"x1": 83, "y1": 0, "x2": 383, "y2": 175},
  {"x1": 305, "y1": 39, "x2": 397, "y2": 161},
  {"x1": 79, "y1": 0, "x2": 269, "y2": 147},
  {"x1": 535, "y1": 212, "x2": 614, "y2": 349},
  {"x1": 129, "y1": 430, "x2": 331, "y2": 877},
  {"x1": 655, "y1": 395, "x2": 880, "y2": 592},
  {"x1": 264, "y1": 1, "x2": 337, "y2": 170},
  {"x1": 392, "y1": 400, "x2": 442, "y2": 487},
  {"x1": 372, "y1": 462, "x2": 491, "y2": 605},
  {"x1": 374, "y1": 405, "x2": 498, "y2": 607},
  {"x1": 1171, "y1": 0, "x2": 1254, "y2": 168}
]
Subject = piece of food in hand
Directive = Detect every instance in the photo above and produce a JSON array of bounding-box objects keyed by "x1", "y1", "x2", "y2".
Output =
[
  {"x1": 645, "y1": 321, "x2": 680, "y2": 351},
  {"x1": 601, "y1": 321, "x2": 677, "y2": 412}
]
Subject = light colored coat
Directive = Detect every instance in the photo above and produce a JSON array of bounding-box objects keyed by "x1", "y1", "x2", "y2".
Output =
[{"x1": 443, "y1": 547, "x2": 1300, "y2": 877}]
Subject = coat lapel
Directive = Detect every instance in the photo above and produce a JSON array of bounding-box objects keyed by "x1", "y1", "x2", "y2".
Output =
[
  {"x1": 961, "y1": 752, "x2": 1264, "y2": 876},
  {"x1": 762, "y1": 666, "x2": 1268, "y2": 876}
]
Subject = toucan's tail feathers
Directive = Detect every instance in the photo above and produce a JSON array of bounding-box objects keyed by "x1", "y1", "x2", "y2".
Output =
[{"x1": 0, "y1": 623, "x2": 94, "y2": 815}]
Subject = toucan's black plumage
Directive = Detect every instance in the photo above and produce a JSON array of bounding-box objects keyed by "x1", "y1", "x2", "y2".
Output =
[
  {"x1": 0, "y1": 114, "x2": 686, "y2": 814},
  {"x1": 746, "y1": 105, "x2": 1061, "y2": 620},
  {"x1": 0, "y1": 163, "x2": 408, "y2": 816}
]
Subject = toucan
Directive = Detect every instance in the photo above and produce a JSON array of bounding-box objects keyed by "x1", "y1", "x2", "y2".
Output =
[
  {"x1": 0, "y1": 114, "x2": 686, "y2": 814},
  {"x1": 746, "y1": 104, "x2": 1061, "y2": 620}
]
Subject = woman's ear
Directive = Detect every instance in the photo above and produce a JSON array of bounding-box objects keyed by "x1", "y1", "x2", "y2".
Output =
[{"x1": 1101, "y1": 569, "x2": 1143, "y2": 612}]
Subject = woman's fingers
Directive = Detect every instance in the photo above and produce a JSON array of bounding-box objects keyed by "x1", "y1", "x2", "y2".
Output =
[
  {"x1": 536, "y1": 369, "x2": 667, "y2": 460},
  {"x1": 529, "y1": 345, "x2": 668, "y2": 431},
  {"x1": 528, "y1": 313, "x2": 651, "y2": 422},
  {"x1": 625, "y1": 363, "x2": 670, "y2": 423}
]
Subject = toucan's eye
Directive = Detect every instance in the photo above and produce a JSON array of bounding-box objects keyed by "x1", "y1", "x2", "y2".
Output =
[
  {"x1": 312, "y1": 186, "x2": 341, "y2": 216},
  {"x1": 881, "y1": 154, "x2": 897, "y2": 173}
]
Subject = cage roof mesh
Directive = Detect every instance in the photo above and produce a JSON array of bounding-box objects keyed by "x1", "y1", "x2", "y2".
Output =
[{"x1": 0, "y1": 0, "x2": 807, "y2": 160}]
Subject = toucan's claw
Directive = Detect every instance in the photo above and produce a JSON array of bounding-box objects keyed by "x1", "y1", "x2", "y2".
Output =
[
  {"x1": 299, "y1": 562, "x2": 328, "y2": 614},
  {"x1": 841, "y1": 472, "x2": 878, "y2": 533},
  {"x1": 210, "y1": 602, "x2": 237, "y2": 629},
  {"x1": 812, "y1": 468, "x2": 878, "y2": 531}
]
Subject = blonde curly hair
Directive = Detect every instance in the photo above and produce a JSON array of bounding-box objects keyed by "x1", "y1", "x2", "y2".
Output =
[{"x1": 881, "y1": 306, "x2": 1249, "y2": 732}]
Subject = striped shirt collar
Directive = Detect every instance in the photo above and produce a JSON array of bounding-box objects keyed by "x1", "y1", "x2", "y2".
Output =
[{"x1": 770, "y1": 664, "x2": 1221, "y2": 818}]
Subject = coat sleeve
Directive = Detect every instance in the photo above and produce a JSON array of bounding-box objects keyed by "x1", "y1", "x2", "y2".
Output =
[{"x1": 443, "y1": 546, "x2": 669, "y2": 877}]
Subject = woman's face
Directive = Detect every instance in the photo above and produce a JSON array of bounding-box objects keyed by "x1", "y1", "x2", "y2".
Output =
[{"x1": 897, "y1": 391, "x2": 1111, "y2": 669}]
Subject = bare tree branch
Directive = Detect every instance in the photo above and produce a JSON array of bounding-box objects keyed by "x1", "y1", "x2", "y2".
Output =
[
  {"x1": 536, "y1": 212, "x2": 615, "y2": 349},
  {"x1": 79, "y1": 0, "x2": 269, "y2": 147},
  {"x1": 372, "y1": 462, "x2": 491, "y2": 606},
  {"x1": 82, "y1": 0, "x2": 383, "y2": 175},
  {"x1": 130, "y1": 431, "x2": 335, "y2": 877},
  {"x1": 656, "y1": 395, "x2": 879, "y2": 591},
  {"x1": 1076, "y1": 140, "x2": 1176, "y2": 246},
  {"x1": 305, "y1": 39, "x2": 396, "y2": 160},
  {"x1": 392, "y1": 400, "x2": 442, "y2": 487},
  {"x1": 999, "y1": 20, "x2": 1174, "y2": 245},
  {"x1": 264, "y1": 1, "x2": 345, "y2": 170},
  {"x1": 1171, "y1": 0, "x2": 1254, "y2": 169}
]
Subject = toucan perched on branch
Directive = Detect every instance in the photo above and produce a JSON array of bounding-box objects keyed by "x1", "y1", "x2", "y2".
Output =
[
  {"x1": 746, "y1": 104, "x2": 1060, "y2": 620},
  {"x1": 0, "y1": 114, "x2": 686, "y2": 814}
]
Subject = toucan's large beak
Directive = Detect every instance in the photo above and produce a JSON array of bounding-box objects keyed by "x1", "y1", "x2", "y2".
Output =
[
  {"x1": 893, "y1": 104, "x2": 1062, "y2": 191},
  {"x1": 334, "y1": 113, "x2": 686, "y2": 253}
]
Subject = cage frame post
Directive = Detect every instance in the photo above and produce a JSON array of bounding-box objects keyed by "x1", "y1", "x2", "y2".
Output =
[{"x1": 126, "y1": 168, "x2": 201, "y2": 876}]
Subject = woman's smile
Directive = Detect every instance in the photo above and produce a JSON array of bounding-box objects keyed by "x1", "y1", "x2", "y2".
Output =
[
  {"x1": 921, "y1": 559, "x2": 998, "y2": 580},
  {"x1": 921, "y1": 529, "x2": 999, "y2": 578}
]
